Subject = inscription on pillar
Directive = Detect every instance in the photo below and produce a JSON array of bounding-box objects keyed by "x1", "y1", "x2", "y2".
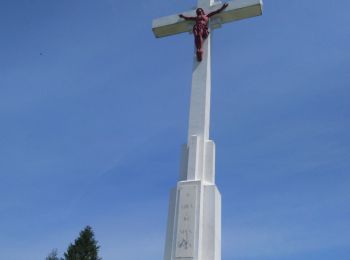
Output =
[{"x1": 175, "y1": 185, "x2": 198, "y2": 258}]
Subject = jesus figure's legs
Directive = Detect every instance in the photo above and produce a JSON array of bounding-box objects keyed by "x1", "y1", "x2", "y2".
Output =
[{"x1": 195, "y1": 34, "x2": 203, "y2": 61}]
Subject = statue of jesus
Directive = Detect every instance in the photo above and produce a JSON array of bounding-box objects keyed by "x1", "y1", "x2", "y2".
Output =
[{"x1": 179, "y1": 3, "x2": 228, "y2": 61}]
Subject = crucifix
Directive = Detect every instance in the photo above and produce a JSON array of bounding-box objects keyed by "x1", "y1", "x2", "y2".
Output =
[
  {"x1": 179, "y1": 3, "x2": 229, "y2": 61},
  {"x1": 152, "y1": 1, "x2": 262, "y2": 259}
]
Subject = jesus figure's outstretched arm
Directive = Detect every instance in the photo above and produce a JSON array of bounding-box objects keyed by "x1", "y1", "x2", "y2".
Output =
[
  {"x1": 179, "y1": 14, "x2": 196, "y2": 20},
  {"x1": 207, "y1": 3, "x2": 228, "y2": 17}
]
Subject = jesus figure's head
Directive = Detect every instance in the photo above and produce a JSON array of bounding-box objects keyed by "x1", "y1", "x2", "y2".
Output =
[{"x1": 196, "y1": 8, "x2": 205, "y2": 16}]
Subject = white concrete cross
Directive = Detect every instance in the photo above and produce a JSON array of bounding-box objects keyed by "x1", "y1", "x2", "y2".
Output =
[{"x1": 152, "y1": 1, "x2": 262, "y2": 260}]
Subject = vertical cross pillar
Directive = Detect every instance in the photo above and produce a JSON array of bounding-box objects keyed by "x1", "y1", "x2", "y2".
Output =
[
  {"x1": 197, "y1": 0, "x2": 215, "y2": 8},
  {"x1": 186, "y1": 34, "x2": 214, "y2": 183}
]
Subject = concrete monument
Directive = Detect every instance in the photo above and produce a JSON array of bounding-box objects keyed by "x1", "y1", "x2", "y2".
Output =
[{"x1": 152, "y1": 1, "x2": 263, "y2": 259}]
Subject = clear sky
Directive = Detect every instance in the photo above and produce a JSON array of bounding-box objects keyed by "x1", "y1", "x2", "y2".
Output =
[{"x1": 0, "y1": 0, "x2": 349, "y2": 259}]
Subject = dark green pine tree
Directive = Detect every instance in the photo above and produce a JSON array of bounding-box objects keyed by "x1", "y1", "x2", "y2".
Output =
[{"x1": 64, "y1": 226, "x2": 101, "y2": 260}]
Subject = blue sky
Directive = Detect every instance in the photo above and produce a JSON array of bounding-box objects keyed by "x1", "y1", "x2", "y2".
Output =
[{"x1": 0, "y1": 0, "x2": 349, "y2": 259}]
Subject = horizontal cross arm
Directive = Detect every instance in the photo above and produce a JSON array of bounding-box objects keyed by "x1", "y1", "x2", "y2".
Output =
[{"x1": 152, "y1": 0, "x2": 263, "y2": 38}]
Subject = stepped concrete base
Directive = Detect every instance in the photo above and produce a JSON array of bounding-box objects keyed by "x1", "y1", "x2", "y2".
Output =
[{"x1": 164, "y1": 180, "x2": 221, "y2": 260}]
